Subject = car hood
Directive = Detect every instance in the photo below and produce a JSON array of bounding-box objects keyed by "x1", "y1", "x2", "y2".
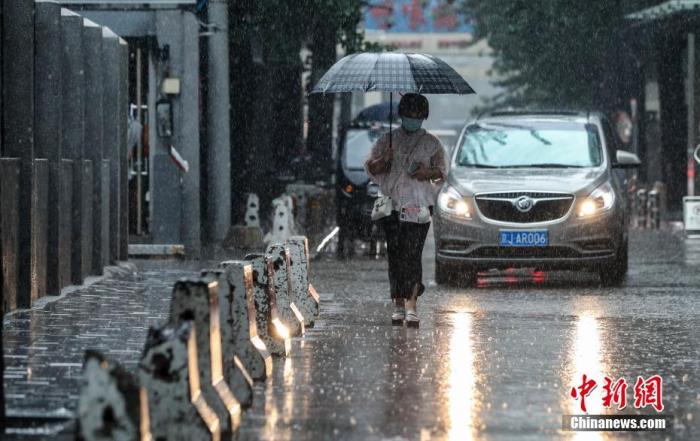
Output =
[{"x1": 448, "y1": 166, "x2": 608, "y2": 196}]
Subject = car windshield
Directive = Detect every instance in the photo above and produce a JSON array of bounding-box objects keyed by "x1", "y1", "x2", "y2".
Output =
[
  {"x1": 456, "y1": 121, "x2": 603, "y2": 168},
  {"x1": 343, "y1": 128, "x2": 385, "y2": 170}
]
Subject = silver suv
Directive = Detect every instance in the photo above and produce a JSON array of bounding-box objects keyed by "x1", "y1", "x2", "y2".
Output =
[{"x1": 433, "y1": 110, "x2": 640, "y2": 286}]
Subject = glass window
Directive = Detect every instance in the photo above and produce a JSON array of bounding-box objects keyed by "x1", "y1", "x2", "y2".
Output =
[{"x1": 456, "y1": 121, "x2": 603, "y2": 168}]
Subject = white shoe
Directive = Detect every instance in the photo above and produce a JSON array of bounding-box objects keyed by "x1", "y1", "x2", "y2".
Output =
[
  {"x1": 391, "y1": 306, "x2": 405, "y2": 325},
  {"x1": 405, "y1": 310, "x2": 419, "y2": 328}
]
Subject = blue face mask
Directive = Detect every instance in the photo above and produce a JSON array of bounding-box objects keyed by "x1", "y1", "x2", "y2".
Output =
[{"x1": 401, "y1": 117, "x2": 423, "y2": 132}]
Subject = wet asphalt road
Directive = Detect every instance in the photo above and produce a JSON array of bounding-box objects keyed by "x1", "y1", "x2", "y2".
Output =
[{"x1": 240, "y1": 228, "x2": 699, "y2": 441}]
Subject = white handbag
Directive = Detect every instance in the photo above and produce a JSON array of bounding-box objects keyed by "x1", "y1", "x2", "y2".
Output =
[{"x1": 371, "y1": 194, "x2": 393, "y2": 221}]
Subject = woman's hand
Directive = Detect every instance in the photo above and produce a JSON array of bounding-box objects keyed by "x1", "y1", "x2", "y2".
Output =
[
  {"x1": 411, "y1": 164, "x2": 443, "y2": 181},
  {"x1": 367, "y1": 154, "x2": 391, "y2": 175},
  {"x1": 382, "y1": 148, "x2": 394, "y2": 163},
  {"x1": 410, "y1": 163, "x2": 432, "y2": 181}
]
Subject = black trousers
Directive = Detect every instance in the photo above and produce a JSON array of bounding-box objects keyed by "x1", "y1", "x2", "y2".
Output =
[{"x1": 380, "y1": 211, "x2": 431, "y2": 300}]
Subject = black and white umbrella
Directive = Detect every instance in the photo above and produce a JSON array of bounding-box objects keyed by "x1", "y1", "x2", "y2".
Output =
[
  {"x1": 310, "y1": 52, "x2": 475, "y2": 150},
  {"x1": 311, "y1": 52, "x2": 475, "y2": 95}
]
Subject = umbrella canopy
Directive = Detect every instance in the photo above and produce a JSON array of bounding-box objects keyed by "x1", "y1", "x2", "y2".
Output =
[
  {"x1": 311, "y1": 52, "x2": 475, "y2": 95},
  {"x1": 354, "y1": 102, "x2": 399, "y2": 124}
]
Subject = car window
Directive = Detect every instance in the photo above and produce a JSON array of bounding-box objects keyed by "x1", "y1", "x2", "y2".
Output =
[
  {"x1": 343, "y1": 128, "x2": 385, "y2": 170},
  {"x1": 456, "y1": 121, "x2": 603, "y2": 168}
]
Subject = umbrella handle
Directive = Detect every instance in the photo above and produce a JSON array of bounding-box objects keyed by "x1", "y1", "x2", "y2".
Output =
[{"x1": 389, "y1": 92, "x2": 393, "y2": 150}]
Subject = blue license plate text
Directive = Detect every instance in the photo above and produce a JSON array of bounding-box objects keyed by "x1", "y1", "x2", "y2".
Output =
[{"x1": 499, "y1": 230, "x2": 548, "y2": 247}]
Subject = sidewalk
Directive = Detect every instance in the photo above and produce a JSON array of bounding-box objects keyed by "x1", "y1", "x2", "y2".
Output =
[{"x1": 2, "y1": 262, "x2": 202, "y2": 438}]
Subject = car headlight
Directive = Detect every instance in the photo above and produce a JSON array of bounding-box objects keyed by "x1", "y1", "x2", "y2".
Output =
[
  {"x1": 438, "y1": 185, "x2": 471, "y2": 219},
  {"x1": 578, "y1": 182, "x2": 615, "y2": 217}
]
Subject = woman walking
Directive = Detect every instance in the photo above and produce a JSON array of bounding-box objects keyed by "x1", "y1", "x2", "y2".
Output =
[{"x1": 364, "y1": 93, "x2": 447, "y2": 328}]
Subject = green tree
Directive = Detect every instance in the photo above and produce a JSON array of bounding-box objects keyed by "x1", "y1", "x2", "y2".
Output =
[
  {"x1": 305, "y1": 0, "x2": 368, "y2": 179},
  {"x1": 463, "y1": 0, "x2": 661, "y2": 109},
  {"x1": 228, "y1": 0, "x2": 367, "y2": 218}
]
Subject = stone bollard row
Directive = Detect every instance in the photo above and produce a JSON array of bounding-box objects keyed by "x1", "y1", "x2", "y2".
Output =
[
  {"x1": 77, "y1": 350, "x2": 151, "y2": 441},
  {"x1": 77, "y1": 236, "x2": 320, "y2": 438}
]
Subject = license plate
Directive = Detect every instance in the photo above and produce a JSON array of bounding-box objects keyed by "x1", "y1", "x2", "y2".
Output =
[{"x1": 499, "y1": 230, "x2": 548, "y2": 247}]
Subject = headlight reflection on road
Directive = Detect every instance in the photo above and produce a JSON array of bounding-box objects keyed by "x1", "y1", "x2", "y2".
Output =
[
  {"x1": 447, "y1": 311, "x2": 479, "y2": 441},
  {"x1": 569, "y1": 311, "x2": 607, "y2": 441}
]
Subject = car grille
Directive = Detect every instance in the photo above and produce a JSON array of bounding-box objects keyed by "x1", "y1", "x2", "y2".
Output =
[
  {"x1": 468, "y1": 246, "x2": 582, "y2": 259},
  {"x1": 475, "y1": 192, "x2": 574, "y2": 223}
]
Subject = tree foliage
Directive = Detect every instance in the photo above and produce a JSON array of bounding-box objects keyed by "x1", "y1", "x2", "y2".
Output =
[
  {"x1": 462, "y1": 0, "x2": 661, "y2": 109},
  {"x1": 227, "y1": 0, "x2": 368, "y2": 214}
]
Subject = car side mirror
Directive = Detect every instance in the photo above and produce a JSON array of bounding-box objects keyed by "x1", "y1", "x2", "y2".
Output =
[{"x1": 613, "y1": 150, "x2": 641, "y2": 168}]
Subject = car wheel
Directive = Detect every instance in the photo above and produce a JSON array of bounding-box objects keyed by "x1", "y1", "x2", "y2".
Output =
[
  {"x1": 600, "y1": 239, "x2": 628, "y2": 286},
  {"x1": 435, "y1": 258, "x2": 452, "y2": 285},
  {"x1": 435, "y1": 258, "x2": 476, "y2": 287}
]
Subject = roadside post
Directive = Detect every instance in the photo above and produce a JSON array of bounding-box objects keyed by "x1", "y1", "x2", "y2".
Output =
[
  {"x1": 82, "y1": 18, "x2": 108, "y2": 275},
  {"x1": 61, "y1": 8, "x2": 91, "y2": 285},
  {"x1": 2, "y1": 0, "x2": 35, "y2": 309}
]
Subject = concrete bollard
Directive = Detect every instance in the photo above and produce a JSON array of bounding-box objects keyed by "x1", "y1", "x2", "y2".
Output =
[
  {"x1": 170, "y1": 278, "x2": 250, "y2": 421},
  {"x1": 216, "y1": 261, "x2": 273, "y2": 380},
  {"x1": 77, "y1": 350, "x2": 152, "y2": 441},
  {"x1": 202, "y1": 261, "x2": 272, "y2": 380},
  {"x1": 243, "y1": 254, "x2": 291, "y2": 357},
  {"x1": 264, "y1": 244, "x2": 305, "y2": 337},
  {"x1": 139, "y1": 322, "x2": 221, "y2": 441},
  {"x1": 263, "y1": 195, "x2": 297, "y2": 245},
  {"x1": 287, "y1": 236, "x2": 320, "y2": 324},
  {"x1": 244, "y1": 193, "x2": 261, "y2": 228}
]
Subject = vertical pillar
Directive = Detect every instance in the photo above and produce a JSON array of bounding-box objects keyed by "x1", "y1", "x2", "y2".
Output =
[
  {"x1": 102, "y1": 29, "x2": 120, "y2": 264},
  {"x1": 688, "y1": 33, "x2": 696, "y2": 198},
  {"x1": 151, "y1": 11, "x2": 201, "y2": 255},
  {"x1": 181, "y1": 13, "x2": 202, "y2": 255},
  {"x1": 36, "y1": 0, "x2": 66, "y2": 296},
  {"x1": 83, "y1": 19, "x2": 106, "y2": 275},
  {"x1": 206, "y1": 0, "x2": 232, "y2": 243},
  {"x1": 2, "y1": 0, "x2": 35, "y2": 308},
  {"x1": 0, "y1": 0, "x2": 4, "y2": 424},
  {"x1": 118, "y1": 38, "x2": 129, "y2": 261},
  {"x1": 61, "y1": 9, "x2": 89, "y2": 284}
]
